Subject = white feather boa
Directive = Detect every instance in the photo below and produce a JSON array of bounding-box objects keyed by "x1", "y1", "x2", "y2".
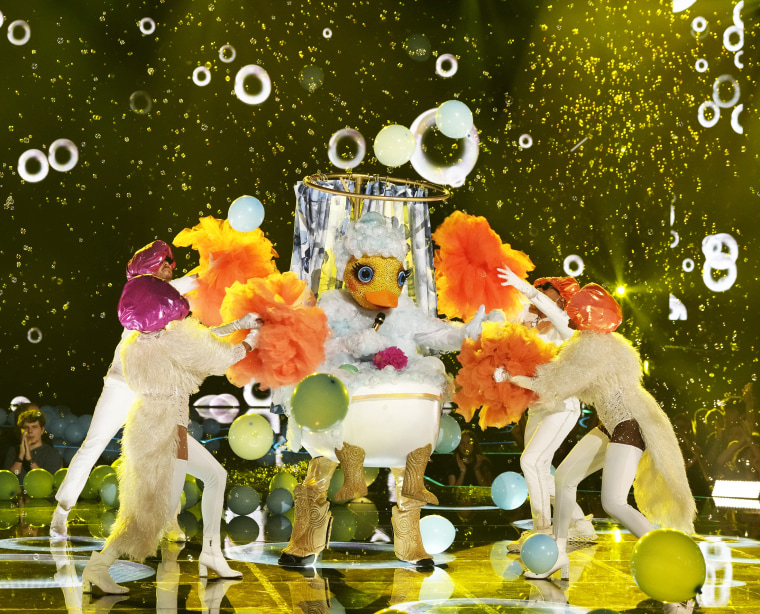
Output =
[
  {"x1": 106, "y1": 317, "x2": 245, "y2": 561},
  {"x1": 532, "y1": 331, "x2": 696, "y2": 534}
]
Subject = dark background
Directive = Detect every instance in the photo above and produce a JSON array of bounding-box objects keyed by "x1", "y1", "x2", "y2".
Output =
[{"x1": 1, "y1": 0, "x2": 757, "y2": 426}]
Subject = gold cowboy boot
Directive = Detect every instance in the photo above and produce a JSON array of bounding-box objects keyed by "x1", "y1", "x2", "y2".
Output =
[
  {"x1": 389, "y1": 567, "x2": 429, "y2": 606},
  {"x1": 279, "y1": 456, "x2": 338, "y2": 567},
  {"x1": 334, "y1": 442, "x2": 368, "y2": 501},
  {"x1": 391, "y1": 467, "x2": 434, "y2": 569},
  {"x1": 289, "y1": 570, "x2": 331, "y2": 614},
  {"x1": 400, "y1": 444, "x2": 439, "y2": 505}
]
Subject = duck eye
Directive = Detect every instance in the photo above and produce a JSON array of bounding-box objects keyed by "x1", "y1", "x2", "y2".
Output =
[
  {"x1": 398, "y1": 269, "x2": 412, "y2": 287},
  {"x1": 354, "y1": 264, "x2": 374, "y2": 283}
]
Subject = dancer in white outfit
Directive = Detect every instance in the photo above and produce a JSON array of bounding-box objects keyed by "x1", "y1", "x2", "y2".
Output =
[
  {"x1": 51, "y1": 241, "x2": 256, "y2": 541},
  {"x1": 497, "y1": 267, "x2": 595, "y2": 551},
  {"x1": 81, "y1": 273, "x2": 260, "y2": 594},
  {"x1": 495, "y1": 283, "x2": 696, "y2": 580}
]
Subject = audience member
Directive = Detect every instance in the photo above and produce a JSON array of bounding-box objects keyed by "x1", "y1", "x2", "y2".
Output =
[
  {"x1": 447, "y1": 430, "x2": 494, "y2": 487},
  {"x1": 4, "y1": 408, "x2": 64, "y2": 481}
]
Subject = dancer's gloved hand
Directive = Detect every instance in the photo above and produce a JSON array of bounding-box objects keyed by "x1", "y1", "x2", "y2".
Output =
[
  {"x1": 168, "y1": 274, "x2": 199, "y2": 295},
  {"x1": 497, "y1": 266, "x2": 537, "y2": 299},
  {"x1": 464, "y1": 304, "x2": 487, "y2": 339},
  {"x1": 242, "y1": 327, "x2": 260, "y2": 351},
  {"x1": 493, "y1": 367, "x2": 509, "y2": 383},
  {"x1": 212, "y1": 312, "x2": 262, "y2": 336}
]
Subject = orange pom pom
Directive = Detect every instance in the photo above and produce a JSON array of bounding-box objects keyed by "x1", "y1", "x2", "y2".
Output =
[
  {"x1": 173, "y1": 216, "x2": 279, "y2": 326},
  {"x1": 220, "y1": 272, "x2": 329, "y2": 390},
  {"x1": 432, "y1": 211, "x2": 534, "y2": 322},
  {"x1": 453, "y1": 321, "x2": 557, "y2": 429}
]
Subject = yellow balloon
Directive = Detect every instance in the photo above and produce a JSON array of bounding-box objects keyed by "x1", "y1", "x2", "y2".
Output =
[
  {"x1": 269, "y1": 471, "x2": 298, "y2": 494},
  {"x1": 630, "y1": 528, "x2": 706, "y2": 603},
  {"x1": 228, "y1": 413, "x2": 274, "y2": 460},
  {"x1": 291, "y1": 373, "x2": 349, "y2": 432}
]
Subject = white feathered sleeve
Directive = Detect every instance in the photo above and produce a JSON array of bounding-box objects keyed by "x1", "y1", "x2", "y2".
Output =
[{"x1": 528, "y1": 332, "x2": 600, "y2": 405}]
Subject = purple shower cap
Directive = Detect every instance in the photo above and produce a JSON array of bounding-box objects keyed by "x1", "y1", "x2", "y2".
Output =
[
  {"x1": 118, "y1": 275, "x2": 190, "y2": 332},
  {"x1": 126, "y1": 240, "x2": 175, "y2": 281}
]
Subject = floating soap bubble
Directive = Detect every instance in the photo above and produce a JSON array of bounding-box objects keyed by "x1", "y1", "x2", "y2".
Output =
[
  {"x1": 138, "y1": 17, "x2": 156, "y2": 35},
  {"x1": 518, "y1": 134, "x2": 533, "y2": 149},
  {"x1": 48, "y1": 139, "x2": 79, "y2": 173},
  {"x1": 712, "y1": 74, "x2": 740, "y2": 108},
  {"x1": 328, "y1": 128, "x2": 366, "y2": 169},
  {"x1": 697, "y1": 101, "x2": 719, "y2": 128},
  {"x1": 373, "y1": 124, "x2": 416, "y2": 167},
  {"x1": 404, "y1": 33, "x2": 431, "y2": 62},
  {"x1": 323, "y1": 28, "x2": 333, "y2": 39},
  {"x1": 192, "y1": 66, "x2": 211, "y2": 87},
  {"x1": 410, "y1": 108, "x2": 479, "y2": 186},
  {"x1": 436, "y1": 100, "x2": 473, "y2": 139},
  {"x1": 7, "y1": 20, "x2": 31, "y2": 46},
  {"x1": 234, "y1": 64, "x2": 272, "y2": 105},
  {"x1": 298, "y1": 65, "x2": 324, "y2": 92},
  {"x1": 436, "y1": 53, "x2": 458, "y2": 78},
  {"x1": 695, "y1": 59, "x2": 708, "y2": 73},
  {"x1": 0, "y1": 12, "x2": 4, "y2": 28},
  {"x1": 27, "y1": 327, "x2": 42, "y2": 344},
  {"x1": 690, "y1": 16, "x2": 709, "y2": 39},
  {"x1": 219, "y1": 44, "x2": 236, "y2": 63},
  {"x1": 563, "y1": 255, "x2": 585, "y2": 277},
  {"x1": 129, "y1": 91, "x2": 153, "y2": 115},
  {"x1": 18, "y1": 149, "x2": 50, "y2": 183}
]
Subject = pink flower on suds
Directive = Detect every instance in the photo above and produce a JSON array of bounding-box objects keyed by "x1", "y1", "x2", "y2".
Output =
[{"x1": 373, "y1": 346, "x2": 408, "y2": 370}]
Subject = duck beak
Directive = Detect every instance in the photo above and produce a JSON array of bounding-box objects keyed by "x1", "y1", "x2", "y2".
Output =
[{"x1": 364, "y1": 289, "x2": 399, "y2": 309}]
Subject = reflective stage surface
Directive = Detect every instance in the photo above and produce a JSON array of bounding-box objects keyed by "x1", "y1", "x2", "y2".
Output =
[{"x1": 0, "y1": 492, "x2": 759, "y2": 613}]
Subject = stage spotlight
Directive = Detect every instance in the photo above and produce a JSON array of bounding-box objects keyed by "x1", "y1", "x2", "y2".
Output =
[
  {"x1": 616, "y1": 286, "x2": 626, "y2": 296},
  {"x1": 712, "y1": 480, "x2": 760, "y2": 499}
]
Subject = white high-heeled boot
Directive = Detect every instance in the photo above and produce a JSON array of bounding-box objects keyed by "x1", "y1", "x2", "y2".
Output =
[
  {"x1": 50, "y1": 504, "x2": 70, "y2": 541},
  {"x1": 199, "y1": 576, "x2": 241, "y2": 614},
  {"x1": 82, "y1": 548, "x2": 129, "y2": 594},
  {"x1": 199, "y1": 537, "x2": 242, "y2": 579},
  {"x1": 524, "y1": 536, "x2": 569, "y2": 581}
]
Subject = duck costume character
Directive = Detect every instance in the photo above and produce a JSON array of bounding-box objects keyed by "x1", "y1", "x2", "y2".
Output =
[{"x1": 279, "y1": 212, "x2": 487, "y2": 569}]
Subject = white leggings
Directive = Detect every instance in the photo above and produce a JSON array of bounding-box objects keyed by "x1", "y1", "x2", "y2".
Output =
[
  {"x1": 553, "y1": 427, "x2": 655, "y2": 540},
  {"x1": 182, "y1": 436, "x2": 228, "y2": 544},
  {"x1": 521, "y1": 402, "x2": 586, "y2": 530},
  {"x1": 55, "y1": 378, "x2": 134, "y2": 509}
]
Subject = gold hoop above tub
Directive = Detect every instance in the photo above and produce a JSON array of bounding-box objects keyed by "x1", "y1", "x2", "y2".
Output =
[{"x1": 292, "y1": 173, "x2": 449, "y2": 315}]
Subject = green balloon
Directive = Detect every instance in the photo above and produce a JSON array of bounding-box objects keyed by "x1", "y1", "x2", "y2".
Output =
[
  {"x1": 0, "y1": 501, "x2": 19, "y2": 530},
  {"x1": 291, "y1": 373, "x2": 350, "y2": 432},
  {"x1": 227, "y1": 485, "x2": 261, "y2": 516},
  {"x1": 0, "y1": 470, "x2": 21, "y2": 500},
  {"x1": 348, "y1": 500, "x2": 379, "y2": 541},
  {"x1": 330, "y1": 504, "x2": 357, "y2": 542},
  {"x1": 53, "y1": 468, "x2": 68, "y2": 490},
  {"x1": 23, "y1": 499, "x2": 54, "y2": 526},
  {"x1": 178, "y1": 510, "x2": 200, "y2": 538},
  {"x1": 87, "y1": 465, "x2": 116, "y2": 494},
  {"x1": 227, "y1": 413, "x2": 274, "y2": 460},
  {"x1": 630, "y1": 528, "x2": 706, "y2": 603},
  {"x1": 23, "y1": 468, "x2": 54, "y2": 498},
  {"x1": 269, "y1": 471, "x2": 298, "y2": 494},
  {"x1": 99, "y1": 474, "x2": 120, "y2": 508},
  {"x1": 183, "y1": 479, "x2": 201, "y2": 509},
  {"x1": 327, "y1": 467, "x2": 345, "y2": 502}
]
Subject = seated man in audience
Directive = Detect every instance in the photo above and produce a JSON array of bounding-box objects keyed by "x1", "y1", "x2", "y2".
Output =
[{"x1": 4, "y1": 408, "x2": 64, "y2": 481}]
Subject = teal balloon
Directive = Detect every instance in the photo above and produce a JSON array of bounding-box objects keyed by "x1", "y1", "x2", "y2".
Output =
[
  {"x1": 63, "y1": 420, "x2": 87, "y2": 445},
  {"x1": 99, "y1": 474, "x2": 120, "y2": 508},
  {"x1": 86, "y1": 465, "x2": 116, "y2": 499},
  {"x1": 228, "y1": 413, "x2": 274, "y2": 460},
  {"x1": 227, "y1": 514, "x2": 261, "y2": 544},
  {"x1": 78, "y1": 413, "x2": 92, "y2": 429},
  {"x1": 420, "y1": 514, "x2": 456, "y2": 554},
  {"x1": 291, "y1": 373, "x2": 349, "y2": 432},
  {"x1": 435, "y1": 100, "x2": 474, "y2": 139},
  {"x1": 630, "y1": 528, "x2": 706, "y2": 603},
  {"x1": 228, "y1": 195, "x2": 265, "y2": 232},
  {"x1": 264, "y1": 514, "x2": 292, "y2": 541},
  {"x1": 373, "y1": 124, "x2": 416, "y2": 167},
  {"x1": 23, "y1": 468, "x2": 54, "y2": 498},
  {"x1": 187, "y1": 420, "x2": 203, "y2": 441},
  {"x1": 435, "y1": 414, "x2": 461, "y2": 453},
  {"x1": 266, "y1": 488, "x2": 294, "y2": 515},
  {"x1": 203, "y1": 418, "x2": 221, "y2": 436},
  {"x1": 491, "y1": 471, "x2": 528, "y2": 510},
  {"x1": 0, "y1": 470, "x2": 20, "y2": 500},
  {"x1": 0, "y1": 409, "x2": 7, "y2": 425},
  {"x1": 227, "y1": 485, "x2": 261, "y2": 515},
  {"x1": 521, "y1": 533, "x2": 559, "y2": 575},
  {"x1": 47, "y1": 416, "x2": 67, "y2": 437}
]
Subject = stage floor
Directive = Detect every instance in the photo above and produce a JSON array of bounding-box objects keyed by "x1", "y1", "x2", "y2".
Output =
[{"x1": 0, "y1": 492, "x2": 758, "y2": 613}]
